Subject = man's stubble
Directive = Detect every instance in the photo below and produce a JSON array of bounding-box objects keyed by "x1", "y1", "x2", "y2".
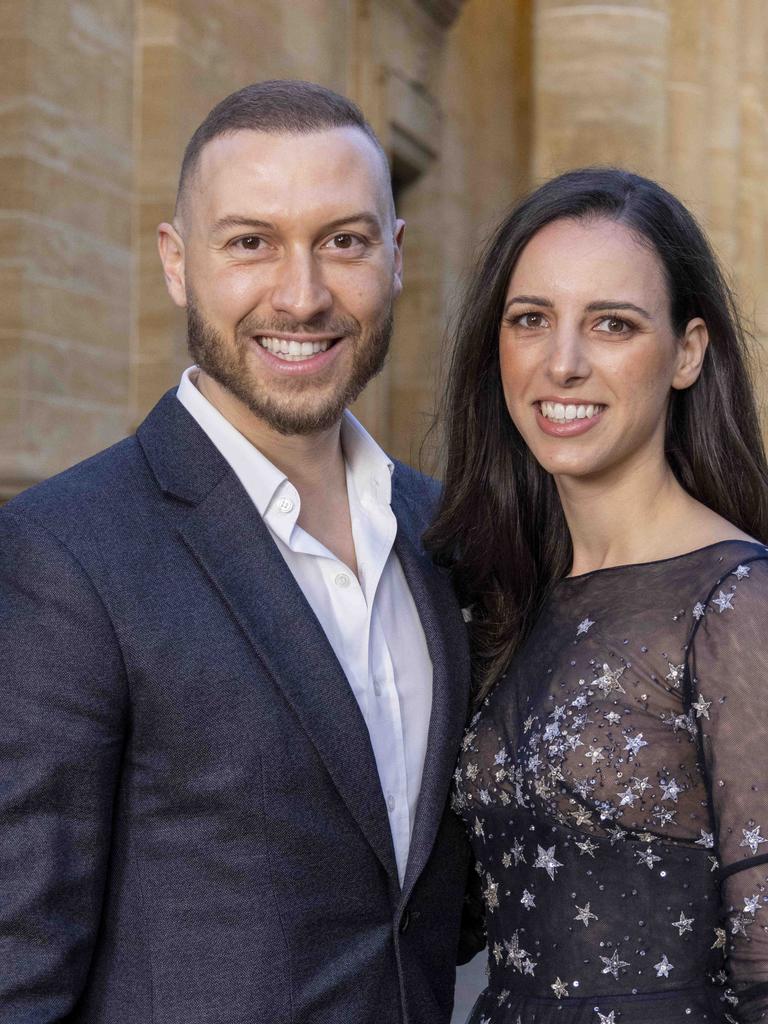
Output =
[{"x1": 186, "y1": 301, "x2": 394, "y2": 436}]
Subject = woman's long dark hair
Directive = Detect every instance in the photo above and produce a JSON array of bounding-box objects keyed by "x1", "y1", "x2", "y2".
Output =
[{"x1": 425, "y1": 167, "x2": 768, "y2": 702}]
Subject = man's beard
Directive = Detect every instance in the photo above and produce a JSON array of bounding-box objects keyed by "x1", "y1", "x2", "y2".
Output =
[{"x1": 186, "y1": 301, "x2": 393, "y2": 436}]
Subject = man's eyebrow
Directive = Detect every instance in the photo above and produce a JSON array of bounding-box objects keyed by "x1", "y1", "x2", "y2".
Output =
[
  {"x1": 211, "y1": 215, "x2": 275, "y2": 234},
  {"x1": 320, "y1": 212, "x2": 383, "y2": 234},
  {"x1": 210, "y1": 212, "x2": 384, "y2": 235},
  {"x1": 584, "y1": 300, "x2": 653, "y2": 318}
]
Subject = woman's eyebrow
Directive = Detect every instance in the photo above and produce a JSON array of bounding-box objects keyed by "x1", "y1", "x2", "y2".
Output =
[
  {"x1": 584, "y1": 300, "x2": 654, "y2": 318},
  {"x1": 504, "y1": 294, "x2": 553, "y2": 313}
]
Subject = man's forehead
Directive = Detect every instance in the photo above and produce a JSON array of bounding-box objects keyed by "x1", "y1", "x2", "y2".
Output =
[{"x1": 189, "y1": 126, "x2": 391, "y2": 218}]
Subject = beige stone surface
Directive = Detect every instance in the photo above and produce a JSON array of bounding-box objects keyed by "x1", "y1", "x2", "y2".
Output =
[
  {"x1": 533, "y1": 1, "x2": 669, "y2": 180},
  {"x1": 0, "y1": 0, "x2": 135, "y2": 495},
  {"x1": 2, "y1": 0, "x2": 768, "y2": 495},
  {"x1": 359, "y1": 0, "x2": 526, "y2": 464},
  {"x1": 665, "y1": 0, "x2": 707, "y2": 217}
]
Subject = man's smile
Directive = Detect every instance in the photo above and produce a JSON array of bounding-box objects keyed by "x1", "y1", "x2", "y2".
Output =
[{"x1": 256, "y1": 333, "x2": 339, "y2": 361}]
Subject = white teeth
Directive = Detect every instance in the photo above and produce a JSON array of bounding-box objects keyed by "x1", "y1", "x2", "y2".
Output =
[
  {"x1": 539, "y1": 401, "x2": 602, "y2": 423},
  {"x1": 257, "y1": 336, "x2": 332, "y2": 360}
]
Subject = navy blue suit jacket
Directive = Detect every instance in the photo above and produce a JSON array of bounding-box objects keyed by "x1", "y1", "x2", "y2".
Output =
[{"x1": 0, "y1": 391, "x2": 473, "y2": 1023}]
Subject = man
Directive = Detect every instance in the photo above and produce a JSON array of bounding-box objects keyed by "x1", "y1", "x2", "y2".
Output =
[{"x1": 0, "y1": 81, "x2": 477, "y2": 1023}]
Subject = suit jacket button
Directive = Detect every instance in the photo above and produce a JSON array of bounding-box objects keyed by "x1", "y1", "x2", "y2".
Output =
[{"x1": 399, "y1": 909, "x2": 410, "y2": 934}]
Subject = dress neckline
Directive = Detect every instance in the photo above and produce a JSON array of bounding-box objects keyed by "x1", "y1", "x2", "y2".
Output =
[{"x1": 557, "y1": 538, "x2": 767, "y2": 586}]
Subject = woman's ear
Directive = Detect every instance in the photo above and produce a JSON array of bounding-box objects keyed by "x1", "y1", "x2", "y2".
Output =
[{"x1": 672, "y1": 317, "x2": 709, "y2": 390}]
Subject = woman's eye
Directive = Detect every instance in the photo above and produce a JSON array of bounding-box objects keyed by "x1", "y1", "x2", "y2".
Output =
[
  {"x1": 515, "y1": 312, "x2": 548, "y2": 329},
  {"x1": 596, "y1": 316, "x2": 632, "y2": 334}
]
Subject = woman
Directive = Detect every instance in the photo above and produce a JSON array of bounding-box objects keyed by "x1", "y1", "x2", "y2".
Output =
[{"x1": 428, "y1": 168, "x2": 768, "y2": 1023}]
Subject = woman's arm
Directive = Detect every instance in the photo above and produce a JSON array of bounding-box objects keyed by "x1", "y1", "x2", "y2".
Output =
[{"x1": 688, "y1": 555, "x2": 768, "y2": 1023}]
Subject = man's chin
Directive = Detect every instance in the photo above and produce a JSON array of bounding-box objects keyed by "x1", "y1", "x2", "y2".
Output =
[{"x1": 219, "y1": 373, "x2": 348, "y2": 436}]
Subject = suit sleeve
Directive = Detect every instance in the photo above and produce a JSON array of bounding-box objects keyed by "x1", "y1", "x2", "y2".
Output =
[{"x1": 0, "y1": 511, "x2": 127, "y2": 1021}]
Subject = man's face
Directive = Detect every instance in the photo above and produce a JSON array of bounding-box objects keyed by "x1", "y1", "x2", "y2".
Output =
[{"x1": 159, "y1": 127, "x2": 404, "y2": 435}]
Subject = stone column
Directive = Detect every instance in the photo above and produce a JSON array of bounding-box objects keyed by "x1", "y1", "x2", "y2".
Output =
[
  {"x1": 0, "y1": 0, "x2": 136, "y2": 496},
  {"x1": 702, "y1": 0, "x2": 740, "y2": 267},
  {"x1": 734, "y1": 0, "x2": 767, "y2": 324},
  {"x1": 665, "y1": 0, "x2": 708, "y2": 219},
  {"x1": 532, "y1": 0, "x2": 669, "y2": 181},
  {"x1": 733, "y1": 0, "x2": 768, "y2": 408}
]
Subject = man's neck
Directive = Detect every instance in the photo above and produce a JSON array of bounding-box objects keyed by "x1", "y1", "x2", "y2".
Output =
[
  {"x1": 195, "y1": 369, "x2": 346, "y2": 493},
  {"x1": 194, "y1": 370, "x2": 357, "y2": 572}
]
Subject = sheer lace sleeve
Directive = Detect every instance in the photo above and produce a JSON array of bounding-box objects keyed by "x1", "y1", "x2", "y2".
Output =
[{"x1": 687, "y1": 554, "x2": 768, "y2": 1022}]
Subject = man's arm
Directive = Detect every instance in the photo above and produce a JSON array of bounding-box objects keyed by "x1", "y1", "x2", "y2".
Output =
[{"x1": 0, "y1": 511, "x2": 127, "y2": 1020}]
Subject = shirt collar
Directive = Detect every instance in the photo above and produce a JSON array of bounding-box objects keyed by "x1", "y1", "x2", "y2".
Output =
[
  {"x1": 176, "y1": 366, "x2": 394, "y2": 516},
  {"x1": 340, "y1": 407, "x2": 394, "y2": 509},
  {"x1": 176, "y1": 366, "x2": 287, "y2": 517}
]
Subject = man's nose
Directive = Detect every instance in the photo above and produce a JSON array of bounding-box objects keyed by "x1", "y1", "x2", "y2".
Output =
[
  {"x1": 546, "y1": 327, "x2": 591, "y2": 386},
  {"x1": 269, "y1": 251, "x2": 333, "y2": 322}
]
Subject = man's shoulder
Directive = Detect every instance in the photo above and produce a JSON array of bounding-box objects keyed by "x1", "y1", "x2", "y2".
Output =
[
  {"x1": 2, "y1": 435, "x2": 146, "y2": 540},
  {"x1": 392, "y1": 458, "x2": 439, "y2": 499},
  {"x1": 390, "y1": 460, "x2": 441, "y2": 532}
]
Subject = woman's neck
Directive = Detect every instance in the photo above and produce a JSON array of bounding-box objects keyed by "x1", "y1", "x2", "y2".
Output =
[{"x1": 556, "y1": 451, "x2": 749, "y2": 577}]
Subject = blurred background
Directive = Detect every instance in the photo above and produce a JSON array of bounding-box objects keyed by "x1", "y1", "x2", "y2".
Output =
[
  {"x1": 3, "y1": 0, "x2": 768, "y2": 501},
  {"x1": 2, "y1": 0, "x2": 768, "y2": 1012}
]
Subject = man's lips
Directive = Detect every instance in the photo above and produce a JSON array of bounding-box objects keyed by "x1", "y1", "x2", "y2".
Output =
[
  {"x1": 255, "y1": 333, "x2": 341, "y2": 362},
  {"x1": 247, "y1": 334, "x2": 346, "y2": 375}
]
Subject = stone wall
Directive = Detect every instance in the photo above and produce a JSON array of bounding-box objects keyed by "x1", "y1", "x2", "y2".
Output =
[
  {"x1": 1, "y1": 0, "x2": 135, "y2": 494},
  {"x1": 2, "y1": 0, "x2": 768, "y2": 494}
]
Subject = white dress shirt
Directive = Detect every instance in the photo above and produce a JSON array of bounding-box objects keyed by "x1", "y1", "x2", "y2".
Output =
[{"x1": 176, "y1": 368, "x2": 433, "y2": 882}]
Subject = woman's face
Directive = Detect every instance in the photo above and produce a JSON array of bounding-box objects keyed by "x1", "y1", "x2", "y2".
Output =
[{"x1": 498, "y1": 216, "x2": 707, "y2": 484}]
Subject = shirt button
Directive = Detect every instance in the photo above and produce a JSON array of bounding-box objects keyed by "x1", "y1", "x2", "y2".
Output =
[
  {"x1": 373, "y1": 679, "x2": 382, "y2": 697},
  {"x1": 276, "y1": 497, "x2": 294, "y2": 514},
  {"x1": 334, "y1": 572, "x2": 351, "y2": 588},
  {"x1": 386, "y1": 794, "x2": 396, "y2": 813}
]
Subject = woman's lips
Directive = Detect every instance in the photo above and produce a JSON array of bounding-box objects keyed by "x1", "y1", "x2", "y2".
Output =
[{"x1": 535, "y1": 400, "x2": 605, "y2": 437}]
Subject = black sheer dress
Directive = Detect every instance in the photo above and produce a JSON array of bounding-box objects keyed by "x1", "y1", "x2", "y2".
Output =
[{"x1": 454, "y1": 541, "x2": 768, "y2": 1023}]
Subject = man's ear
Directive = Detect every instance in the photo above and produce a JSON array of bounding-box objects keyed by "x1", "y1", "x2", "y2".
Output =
[
  {"x1": 393, "y1": 218, "x2": 405, "y2": 297},
  {"x1": 157, "y1": 222, "x2": 188, "y2": 308}
]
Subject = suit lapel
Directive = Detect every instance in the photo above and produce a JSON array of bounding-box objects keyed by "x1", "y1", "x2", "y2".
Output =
[
  {"x1": 391, "y1": 482, "x2": 471, "y2": 897},
  {"x1": 137, "y1": 393, "x2": 399, "y2": 882}
]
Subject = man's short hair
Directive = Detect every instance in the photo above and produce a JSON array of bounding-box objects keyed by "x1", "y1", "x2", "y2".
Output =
[{"x1": 176, "y1": 79, "x2": 390, "y2": 218}]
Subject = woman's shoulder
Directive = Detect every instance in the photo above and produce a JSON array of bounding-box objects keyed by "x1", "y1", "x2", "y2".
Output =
[
  {"x1": 690, "y1": 539, "x2": 768, "y2": 612},
  {"x1": 686, "y1": 541, "x2": 768, "y2": 663}
]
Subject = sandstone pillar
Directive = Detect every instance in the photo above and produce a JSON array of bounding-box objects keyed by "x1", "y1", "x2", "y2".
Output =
[
  {"x1": 702, "y1": 0, "x2": 740, "y2": 267},
  {"x1": 0, "y1": 0, "x2": 136, "y2": 496},
  {"x1": 532, "y1": 0, "x2": 669, "y2": 181},
  {"x1": 664, "y1": 0, "x2": 708, "y2": 219}
]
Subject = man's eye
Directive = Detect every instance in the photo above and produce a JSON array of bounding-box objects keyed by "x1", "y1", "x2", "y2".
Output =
[
  {"x1": 235, "y1": 236, "x2": 262, "y2": 250},
  {"x1": 329, "y1": 233, "x2": 359, "y2": 249}
]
